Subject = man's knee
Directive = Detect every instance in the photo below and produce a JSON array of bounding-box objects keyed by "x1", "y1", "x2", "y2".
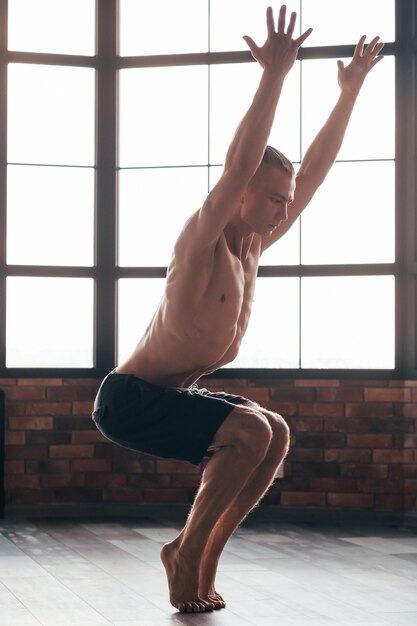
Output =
[
  {"x1": 263, "y1": 410, "x2": 290, "y2": 458},
  {"x1": 210, "y1": 404, "x2": 273, "y2": 463}
]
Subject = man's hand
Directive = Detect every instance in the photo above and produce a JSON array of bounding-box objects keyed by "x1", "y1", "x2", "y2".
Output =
[
  {"x1": 243, "y1": 5, "x2": 312, "y2": 76},
  {"x1": 337, "y1": 36, "x2": 384, "y2": 94}
]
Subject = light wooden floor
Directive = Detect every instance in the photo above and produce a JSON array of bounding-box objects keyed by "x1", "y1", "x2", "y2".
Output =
[{"x1": 1, "y1": 516, "x2": 417, "y2": 625}]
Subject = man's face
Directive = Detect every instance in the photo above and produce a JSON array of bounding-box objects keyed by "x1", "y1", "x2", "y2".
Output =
[{"x1": 241, "y1": 164, "x2": 295, "y2": 236}]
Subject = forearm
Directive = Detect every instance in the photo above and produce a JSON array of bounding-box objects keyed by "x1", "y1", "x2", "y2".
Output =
[
  {"x1": 298, "y1": 88, "x2": 359, "y2": 182},
  {"x1": 224, "y1": 69, "x2": 285, "y2": 176}
]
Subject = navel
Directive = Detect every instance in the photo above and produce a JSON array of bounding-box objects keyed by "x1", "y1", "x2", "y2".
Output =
[{"x1": 220, "y1": 294, "x2": 226, "y2": 303}]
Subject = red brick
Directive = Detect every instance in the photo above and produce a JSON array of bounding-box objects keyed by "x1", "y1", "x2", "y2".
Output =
[
  {"x1": 10, "y1": 489, "x2": 56, "y2": 504},
  {"x1": 313, "y1": 404, "x2": 344, "y2": 422},
  {"x1": 112, "y1": 458, "x2": 156, "y2": 473},
  {"x1": 5, "y1": 475, "x2": 40, "y2": 489},
  {"x1": 328, "y1": 493, "x2": 374, "y2": 508},
  {"x1": 346, "y1": 403, "x2": 394, "y2": 418},
  {"x1": 357, "y1": 479, "x2": 403, "y2": 493},
  {"x1": 5, "y1": 431, "x2": 26, "y2": 445},
  {"x1": 270, "y1": 387, "x2": 316, "y2": 402},
  {"x1": 47, "y1": 387, "x2": 95, "y2": 401},
  {"x1": 324, "y1": 417, "x2": 368, "y2": 433},
  {"x1": 404, "y1": 480, "x2": 417, "y2": 494},
  {"x1": 26, "y1": 459, "x2": 70, "y2": 474},
  {"x1": 54, "y1": 487, "x2": 102, "y2": 503},
  {"x1": 403, "y1": 434, "x2": 417, "y2": 448},
  {"x1": 342, "y1": 379, "x2": 388, "y2": 387},
  {"x1": 18, "y1": 378, "x2": 62, "y2": 386},
  {"x1": 142, "y1": 488, "x2": 190, "y2": 503},
  {"x1": 172, "y1": 475, "x2": 201, "y2": 488},
  {"x1": 374, "y1": 449, "x2": 414, "y2": 463},
  {"x1": 5, "y1": 402, "x2": 25, "y2": 416},
  {"x1": 389, "y1": 380, "x2": 417, "y2": 387},
  {"x1": 156, "y1": 460, "x2": 200, "y2": 474},
  {"x1": 6, "y1": 445, "x2": 48, "y2": 459},
  {"x1": 25, "y1": 402, "x2": 71, "y2": 416},
  {"x1": 4, "y1": 386, "x2": 46, "y2": 401},
  {"x1": 375, "y1": 495, "x2": 405, "y2": 509},
  {"x1": 347, "y1": 434, "x2": 393, "y2": 448},
  {"x1": 54, "y1": 415, "x2": 93, "y2": 430},
  {"x1": 129, "y1": 474, "x2": 173, "y2": 488},
  {"x1": 295, "y1": 432, "x2": 345, "y2": 448},
  {"x1": 265, "y1": 402, "x2": 298, "y2": 416},
  {"x1": 295, "y1": 379, "x2": 340, "y2": 387},
  {"x1": 310, "y1": 478, "x2": 356, "y2": 492},
  {"x1": 341, "y1": 464, "x2": 388, "y2": 479},
  {"x1": 85, "y1": 473, "x2": 127, "y2": 488},
  {"x1": 40, "y1": 474, "x2": 85, "y2": 488},
  {"x1": 72, "y1": 430, "x2": 107, "y2": 444},
  {"x1": 50, "y1": 444, "x2": 94, "y2": 458},
  {"x1": 27, "y1": 431, "x2": 70, "y2": 445},
  {"x1": 389, "y1": 464, "x2": 417, "y2": 479},
  {"x1": 365, "y1": 388, "x2": 411, "y2": 402},
  {"x1": 398, "y1": 404, "x2": 417, "y2": 418},
  {"x1": 325, "y1": 449, "x2": 371, "y2": 463},
  {"x1": 5, "y1": 460, "x2": 25, "y2": 474},
  {"x1": 0, "y1": 378, "x2": 17, "y2": 385},
  {"x1": 318, "y1": 387, "x2": 363, "y2": 402},
  {"x1": 72, "y1": 401, "x2": 94, "y2": 414},
  {"x1": 71, "y1": 459, "x2": 111, "y2": 472},
  {"x1": 287, "y1": 416, "x2": 323, "y2": 431},
  {"x1": 288, "y1": 448, "x2": 324, "y2": 462},
  {"x1": 8, "y1": 416, "x2": 53, "y2": 430},
  {"x1": 63, "y1": 378, "x2": 101, "y2": 387},
  {"x1": 281, "y1": 492, "x2": 326, "y2": 506},
  {"x1": 103, "y1": 487, "x2": 144, "y2": 502}
]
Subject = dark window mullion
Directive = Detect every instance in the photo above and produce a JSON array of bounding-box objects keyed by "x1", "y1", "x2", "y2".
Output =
[
  {"x1": 95, "y1": 0, "x2": 117, "y2": 375},
  {"x1": 0, "y1": 0, "x2": 8, "y2": 369}
]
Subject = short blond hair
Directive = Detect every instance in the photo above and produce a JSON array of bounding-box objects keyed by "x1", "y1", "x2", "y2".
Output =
[{"x1": 261, "y1": 145, "x2": 295, "y2": 177}]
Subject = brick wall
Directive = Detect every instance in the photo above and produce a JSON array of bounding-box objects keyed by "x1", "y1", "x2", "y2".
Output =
[{"x1": 1, "y1": 377, "x2": 416, "y2": 512}]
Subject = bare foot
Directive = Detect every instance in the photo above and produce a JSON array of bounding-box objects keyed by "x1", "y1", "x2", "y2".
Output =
[
  {"x1": 199, "y1": 555, "x2": 226, "y2": 610},
  {"x1": 160, "y1": 542, "x2": 215, "y2": 613}
]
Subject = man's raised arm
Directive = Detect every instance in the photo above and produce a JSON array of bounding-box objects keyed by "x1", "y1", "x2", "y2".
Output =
[
  {"x1": 262, "y1": 34, "x2": 384, "y2": 250},
  {"x1": 185, "y1": 6, "x2": 312, "y2": 250}
]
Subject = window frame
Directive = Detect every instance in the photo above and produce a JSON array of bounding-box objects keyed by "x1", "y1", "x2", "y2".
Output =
[{"x1": 0, "y1": 0, "x2": 415, "y2": 380}]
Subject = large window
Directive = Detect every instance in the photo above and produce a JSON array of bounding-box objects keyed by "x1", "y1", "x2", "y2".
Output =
[{"x1": 0, "y1": 0, "x2": 415, "y2": 378}]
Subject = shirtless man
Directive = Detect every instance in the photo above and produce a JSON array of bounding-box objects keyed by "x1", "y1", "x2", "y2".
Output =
[{"x1": 93, "y1": 5, "x2": 384, "y2": 614}]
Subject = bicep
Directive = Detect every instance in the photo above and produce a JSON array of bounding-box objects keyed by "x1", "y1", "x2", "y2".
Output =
[{"x1": 178, "y1": 167, "x2": 249, "y2": 253}]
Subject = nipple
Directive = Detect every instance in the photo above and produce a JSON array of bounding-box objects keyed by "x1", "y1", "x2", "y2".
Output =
[{"x1": 220, "y1": 294, "x2": 226, "y2": 303}]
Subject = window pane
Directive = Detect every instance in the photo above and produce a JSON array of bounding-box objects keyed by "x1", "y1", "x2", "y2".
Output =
[
  {"x1": 302, "y1": 57, "x2": 394, "y2": 161},
  {"x1": 301, "y1": 0, "x2": 395, "y2": 47},
  {"x1": 119, "y1": 66, "x2": 208, "y2": 168},
  {"x1": 210, "y1": 62, "x2": 300, "y2": 165},
  {"x1": 210, "y1": 0, "x2": 301, "y2": 52},
  {"x1": 120, "y1": 0, "x2": 208, "y2": 56},
  {"x1": 7, "y1": 165, "x2": 94, "y2": 266},
  {"x1": 118, "y1": 278, "x2": 165, "y2": 364},
  {"x1": 301, "y1": 276, "x2": 395, "y2": 369},
  {"x1": 225, "y1": 277, "x2": 300, "y2": 368},
  {"x1": 118, "y1": 167, "x2": 207, "y2": 267},
  {"x1": 6, "y1": 278, "x2": 94, "y2": 368},
  {"x1": 8, "y1": 64, "x2": 95, "y2": 166},
  {"x1": 301, "y1": 161, "x2": 395, "y2": 265},
  {"x1": 8, "y1": 0, "x2": 95, "y2": 55}
]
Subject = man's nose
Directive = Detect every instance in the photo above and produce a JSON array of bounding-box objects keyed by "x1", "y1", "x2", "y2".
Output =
[{"x1": 275, "y1": 204, "x2": 288, "y2": 222}]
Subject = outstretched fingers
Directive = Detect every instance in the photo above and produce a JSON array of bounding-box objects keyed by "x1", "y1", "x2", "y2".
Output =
[
  {"x1": 277, "y1": 4, "x2": 286, "y2": 33},
  {"x1": 354, "y1": 34, "x2": 367, "y2": 58},
  {"x1": 294, "y1": 26, "x2": 313, "y2": 47}
]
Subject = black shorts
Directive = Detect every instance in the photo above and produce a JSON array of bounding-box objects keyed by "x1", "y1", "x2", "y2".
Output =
[{"x1": 92, "y1": 371, "x2": 248, "y2": 465}]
